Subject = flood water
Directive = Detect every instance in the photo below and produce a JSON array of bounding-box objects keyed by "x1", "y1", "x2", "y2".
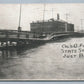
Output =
[{"x1": 0, "y1": 37, "x2": 84, "y2": 80}]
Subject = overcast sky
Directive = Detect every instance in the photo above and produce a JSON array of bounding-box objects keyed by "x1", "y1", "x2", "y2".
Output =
[{"x1": 0, "y1": 4, "x2": 84, "y2": 31}]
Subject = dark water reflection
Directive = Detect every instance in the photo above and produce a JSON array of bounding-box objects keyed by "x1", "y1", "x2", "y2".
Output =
[
  {"x1": 0, "y1": 37, "x2": 71, "y2": 79},
  {"x1": 0, "y1": 47, "x2": 33, "y2": 61},
  {"x1": 0, "y1": 49, "x2": 16, "y2": 63},
  {"x1": 0, "y1": 37, "x2": 70, "y2": 62}
]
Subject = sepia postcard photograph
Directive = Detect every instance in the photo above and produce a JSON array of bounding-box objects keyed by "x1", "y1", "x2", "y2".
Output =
[{"x1": 0, "y1": 0, "x2": 84, "y2": 81}]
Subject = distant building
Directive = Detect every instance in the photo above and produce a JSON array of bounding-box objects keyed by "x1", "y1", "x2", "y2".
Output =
[{"x1": 30, "y1": 14, "x2": 74, "y2": 34}]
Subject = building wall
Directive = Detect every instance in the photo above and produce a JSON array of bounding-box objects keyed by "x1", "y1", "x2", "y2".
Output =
[
  {"x1": 67, "y1": 23, "x2": 74, "y2": 32},
  {"x1": 30, "y1": 20, "x2": 74, "y2": 33}
]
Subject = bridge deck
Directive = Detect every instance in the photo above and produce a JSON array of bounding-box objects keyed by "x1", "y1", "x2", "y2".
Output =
[{"x1": 0, "y1": 31, "x2": 77, "y2": 42}]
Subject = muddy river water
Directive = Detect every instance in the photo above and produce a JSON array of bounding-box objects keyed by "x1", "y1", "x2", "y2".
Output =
[{"x1": 0, "y1": 37, "x2": 84, "y2": 80}]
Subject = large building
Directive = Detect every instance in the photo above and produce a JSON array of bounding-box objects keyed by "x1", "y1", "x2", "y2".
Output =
[{"x1": 30, "y1": 14, "x2": 74, "y2": 34}]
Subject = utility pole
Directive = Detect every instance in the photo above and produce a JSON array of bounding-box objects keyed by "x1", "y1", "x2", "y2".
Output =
[
  {"x1": 43, "y1": 3, "x2": 46, "y2": 22},
  {"x1": 80, "y1": 19, "x2": 84, "y2": 31},
  {"x1": 52, "y1": 8, "x2": 53, "y2": 19},
  {"x1": 18, "y1": 1, "x2": 22, "y2": 32},
  {"x1": 65, "y1": 13, "x2": 70, "y2": 32},
  {"x1": 42, "y1": 3, "x2": 46, "y2": 35},
  {"x1": 65, "y1": 13, "x2": 70, "y2": 21},
  {"x1": 51, "y1": 8, "x2": 57, "y2": 19}
]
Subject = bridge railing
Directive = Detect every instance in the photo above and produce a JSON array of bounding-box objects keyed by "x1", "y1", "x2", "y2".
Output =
[{"x1": 0, "y1": 31, "x2": 45, "y2": 40}]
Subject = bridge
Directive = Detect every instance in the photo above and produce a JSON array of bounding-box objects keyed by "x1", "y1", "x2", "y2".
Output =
[{"x1": 0, "y1": 30, "x2": 79, "y2": 49}]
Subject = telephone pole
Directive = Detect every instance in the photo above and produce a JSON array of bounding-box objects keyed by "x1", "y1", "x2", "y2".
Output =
[
  {"x1": 52, "y1": 8, "x2": 53, "y2": 18},
  {"x1": 18, "y1": 1, "x2": 22, "y2": 32},
  {"x1": 65, "y1": 13, "x2": 70, "y2": 32},
  {"x1": 65, "y1": 13, "x2": 70, "y2": 22},
  {"x1": 80, "y1": 19, "x2": 84, "y2": 31},
  {"x1": 43, "y1": 3, "x2": 46, "y2": 22},
  {"x1": 51, "y1": 8, "x2": 57, "y2": 19}
]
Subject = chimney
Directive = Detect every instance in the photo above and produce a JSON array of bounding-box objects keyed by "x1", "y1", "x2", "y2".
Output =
[{"x1": 57, "y1": 13, "x2": 60, "y2": 20}]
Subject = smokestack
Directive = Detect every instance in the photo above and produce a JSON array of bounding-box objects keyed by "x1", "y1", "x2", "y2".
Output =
[{"x1": 57, "y1": 13, "x2": 60, "y2": 20}]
